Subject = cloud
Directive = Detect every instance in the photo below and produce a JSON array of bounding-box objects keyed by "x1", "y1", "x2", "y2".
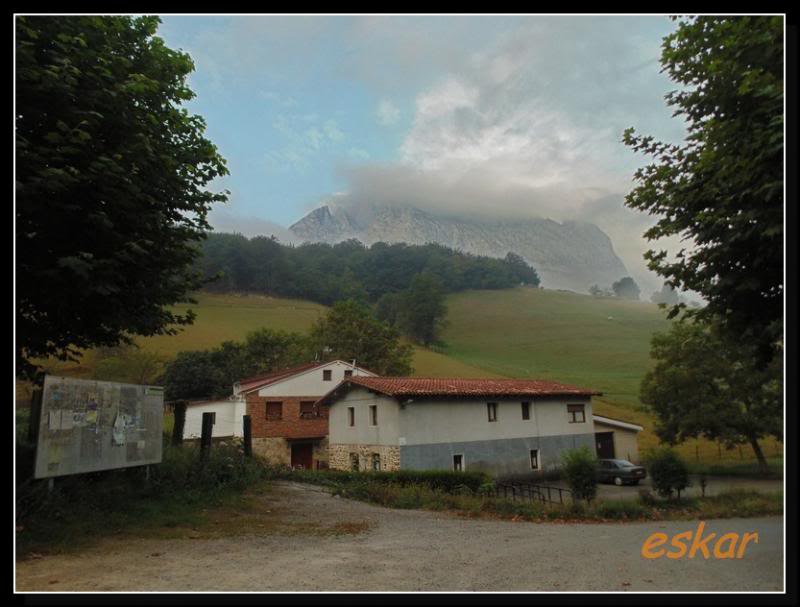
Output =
[
  {"x1": 208, "y1": 206, "x2": 300, "y2": 243},
  {"x1": 320, "y1": 17, "x2": 688, "y2": 291},
  {"x1": 265, "y1": 114, "x2": 347, "y2": 172},
  {"x1": 376, "y1": 99, "x2": 401, "y2": 126}
]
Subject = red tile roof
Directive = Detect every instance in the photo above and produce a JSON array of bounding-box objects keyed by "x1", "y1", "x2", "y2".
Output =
[{"x1": 317, "y1": 376, "x2": 601, "y2": 405}]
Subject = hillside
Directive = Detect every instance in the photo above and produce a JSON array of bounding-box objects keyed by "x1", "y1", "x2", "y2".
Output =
[{"x1": 24, "y1": 289, "x2": 779, "y2": 464}]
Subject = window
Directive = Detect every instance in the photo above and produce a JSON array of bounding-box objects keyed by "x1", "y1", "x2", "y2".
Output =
[
  {"x1": 487, "y1": 402, "x2": 497, "y2": 422},
  {"x1": 453, "y1": 454, "x2": 464, "y2": 471},
  {"x1": 344, "y1": 369, "x2": 353, "y2": 378},
  {"x1": 299, "y1": 401, "x2": 315, "y2": 419},
  {"x1": 323, "y1": 369, "x2": 332, "y2": 381},
  {"x1": 347, "y1": 407, "x2": 355, "y2": 427},
  {"x1": 369, "y1": 405, "x2": 377, "y2": 426},
  {"x1": 349, "y1": 453, "x2": 359, "y2": 471},
  {"x1": 521, "y1": 402, "x2": 530, "y2": 420},
  {"x1": 266, "y1": 402, "x2": 282, "y2": 420},
  {"x1": 530, "y1": 449, "x2": 539, "y2": 470},
  {"x1": 371, "y1": 453, "x2": 381, "y2": 471},
  {"x1": 567, "y1": 404, "x2": 585, "y2": 423}
]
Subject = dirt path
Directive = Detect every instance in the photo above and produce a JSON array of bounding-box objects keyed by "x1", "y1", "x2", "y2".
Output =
[{"x1": 16, "y1": 481, "x2": 784, "y2": 592}]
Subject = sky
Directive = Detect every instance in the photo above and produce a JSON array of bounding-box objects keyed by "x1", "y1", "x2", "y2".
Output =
[{"x1": 157, "y1": 14, "x2": 690, "y2": 295}]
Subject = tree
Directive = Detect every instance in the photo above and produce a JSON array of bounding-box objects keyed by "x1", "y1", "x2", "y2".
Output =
[
  {"x1": 93, "y1": 344, "x2": 168, "y2": 385},
  {"x1": 503, "y1": 252, "x2": 540, "y2": 286},
  {"x1": 561, "y1": 446, "x2": 598, "y2": 503},
  {"x1": 396, "y1": 274, "x2": 448, "y2": 346},
  {"x1": 623, "y1": 16, "x2": 783, "y2": 366},
  {"x1": 308, "y1": 300, "x2": 414, "y2": 375},
  {"x1": 161, "y1": 350, "x2": 224, "y2": 401},
  {"x1": 644, "y1": 447, "x2": 690, "y2": 500},
  {"x1": 161, "y1": 329, "x2": 311, "y2": 401},
  {"x1": 640, "y1": 319, "x2": 782, "y2": 474},
  {"x1": 650, "y1": 283, "x2": 681, "y2": 306},
  {"x1": 612, "y1": 276, "x2": 640, "y2": 300},
  {"x1": 16, "y1": 16, "x2": 229, "y2": 379}
]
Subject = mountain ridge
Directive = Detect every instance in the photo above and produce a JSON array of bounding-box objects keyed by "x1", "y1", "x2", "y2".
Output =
[{"x1": 289, "y1": 204, "x2": 629, "y2": 292}]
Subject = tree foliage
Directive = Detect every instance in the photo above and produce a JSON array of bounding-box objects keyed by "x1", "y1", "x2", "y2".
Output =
[
  {"x1": 644, "y1": 447, "x2": 690, "y2": 499},
  {"x1": 308, "y1": 300, "x2": 414, "y2": 375},
  {"x1": 16, "y1": 16, "x2": 229, "y2": 379},
  {"x1": 561, "y1": 446, "x2": 598, "y2": 503},
  {"x1": 611, "y1": 276, "x2": 641, "y2": 300},
  {"x1": 378, "y1": 273, "x2": 448, "y2": 346},
  {"x1": 623, "y1": 16, "x2": 783, "y2": 365},
  {"x1": 195, "y1": 234, "x2": 540, "y2": 305},
  {"x1": 650, "y1": 282, "x2": 681, "y2": 306},
  {"x1": 161, "y1": 329, "x2": 309, "y2": 401},
  {"x1": 640, "y1": 319, "x2": 782, "y2": 474}
]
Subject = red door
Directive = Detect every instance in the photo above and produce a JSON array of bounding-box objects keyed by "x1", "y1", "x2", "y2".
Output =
[{"x1": 291, "y1": 442, "x2": 314, "y2": 469}]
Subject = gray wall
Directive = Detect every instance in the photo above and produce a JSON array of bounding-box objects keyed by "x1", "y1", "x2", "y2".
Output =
[{"x1": 400, "y1": 433, "x2": 595, "y2": 476}]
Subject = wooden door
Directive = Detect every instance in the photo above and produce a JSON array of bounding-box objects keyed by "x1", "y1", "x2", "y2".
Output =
[{"x1": 291, "y1": 442, "x2": 313, "y2": 469}]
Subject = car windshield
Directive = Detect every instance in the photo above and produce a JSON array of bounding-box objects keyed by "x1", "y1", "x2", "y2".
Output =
[{"x1": 614, "y1": 460, "x2": 635, "y2": 467}]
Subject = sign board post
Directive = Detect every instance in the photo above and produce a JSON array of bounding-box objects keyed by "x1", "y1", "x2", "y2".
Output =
[{"x1": 33, "y1": 375, "x2": 164, "y2": 479}]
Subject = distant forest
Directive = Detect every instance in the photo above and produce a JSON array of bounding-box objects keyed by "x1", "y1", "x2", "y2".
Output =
[{"x1": 195, "y1": 233, "x2": 540, "y2": 305}]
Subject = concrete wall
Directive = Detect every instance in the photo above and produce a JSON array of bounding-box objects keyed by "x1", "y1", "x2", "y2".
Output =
[
  {"x1": 594, "y1": 420, "x2": 641, "y2": 464},
  {"x1": 398, "y1": 396, "x2": 594, "y2": 446},
  {"x1": 328, "y1": 387, "x2": 401, "y2": 446},
  {"x1": 183, "y1": 400, "x2": 246, "y2": 440},
  {"x1": 400, "y1": 434, "x2": 595, "y2": 475},
  {"x1": 255, "y1": 361, "x2": 374, "y2": 398}
]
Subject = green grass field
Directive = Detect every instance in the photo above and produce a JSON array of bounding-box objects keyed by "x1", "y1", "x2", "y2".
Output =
[{"x1": 23, "y1": 288, "x2": 782, "y2": 467}]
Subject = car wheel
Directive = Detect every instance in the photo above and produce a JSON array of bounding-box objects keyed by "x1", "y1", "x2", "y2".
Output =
[{"x1": 614, "y1": 476, "x2": 623, "y2": 486}]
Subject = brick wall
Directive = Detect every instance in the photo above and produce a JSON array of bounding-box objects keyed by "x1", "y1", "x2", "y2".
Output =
[
  {"x1": 329, "y1": 443, "x2": 401, "y2": 471},
  {"x1": 246, "y1": 394, "x2": 329, "y2": 439}
]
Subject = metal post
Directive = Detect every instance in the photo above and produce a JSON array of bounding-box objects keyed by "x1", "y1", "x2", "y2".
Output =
[
  {"x1": 243, "y1": 415, "x2": 252, "y2": 457},
  {"x1": 200, "y1": 412, "x2": 213, "y2": 460},
  {"x1": 28, "y1": 388, "x2": 43, "y2": 444}
]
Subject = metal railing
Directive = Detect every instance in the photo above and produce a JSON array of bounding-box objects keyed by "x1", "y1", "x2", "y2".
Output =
[{"x1": 495, "y1": 482, "x2": 572, "y2": 505}]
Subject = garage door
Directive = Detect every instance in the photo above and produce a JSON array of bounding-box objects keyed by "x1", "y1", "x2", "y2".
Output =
[{"x1": 595, "y1": 432, "x2": 615, "y2": 459}]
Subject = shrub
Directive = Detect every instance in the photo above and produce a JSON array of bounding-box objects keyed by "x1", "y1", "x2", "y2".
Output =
[
  {"x1": 561, "y1": 446, "x2": 598, "y2": 503},
  {"x1": 644, "y1": 447, "x2": 690, "y2": 499}
]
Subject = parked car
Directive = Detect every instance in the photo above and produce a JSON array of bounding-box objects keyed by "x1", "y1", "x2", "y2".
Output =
[{"x1": 596, "y1": 459, "x2": 647, "y2": 486}]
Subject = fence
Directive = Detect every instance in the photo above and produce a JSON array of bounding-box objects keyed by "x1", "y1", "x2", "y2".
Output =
[{"x1": 495, "y1": 481, "x2": 572, "y2": 505}]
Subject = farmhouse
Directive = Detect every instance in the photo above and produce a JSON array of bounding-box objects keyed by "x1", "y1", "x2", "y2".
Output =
[
  {"x1": 318, "y1": 376, "x2": 617, "y2": 475},
  {"x1": 237, "y1": 360, "x2": 376, "y2": 469}
]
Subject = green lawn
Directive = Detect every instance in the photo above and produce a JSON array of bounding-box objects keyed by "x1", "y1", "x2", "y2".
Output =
[{"x1": 437, "y1": 287, "x2": 783, "y2": 465}]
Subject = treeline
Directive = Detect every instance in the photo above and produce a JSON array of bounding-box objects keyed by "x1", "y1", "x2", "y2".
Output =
[{"x1": 195, "y1": 233, "x2": 540, "y2": 305}]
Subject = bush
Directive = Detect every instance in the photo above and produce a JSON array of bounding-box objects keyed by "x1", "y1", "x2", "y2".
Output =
[
  {"x1": 561, "y1": 446, "x2": 598, "y2": 503},
  {"x1": 279, "y1": 468, "x2": 491, "y2": 494},
  {"x1": 644, "y1": 447, "x2": 690, "y2": 499}
]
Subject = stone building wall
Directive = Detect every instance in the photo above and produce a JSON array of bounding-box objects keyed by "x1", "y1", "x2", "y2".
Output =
[{"x1": 329, "y1": 443, "x2": 401, "y2": 471}]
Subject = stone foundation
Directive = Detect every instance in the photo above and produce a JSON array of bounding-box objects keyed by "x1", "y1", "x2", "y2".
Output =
[
  {"x1": 329, "y1": 443, "x2": 401, "y2": 471},
  {"x1": 253, "y1": 437, "x2": 291, "y2": 466}
]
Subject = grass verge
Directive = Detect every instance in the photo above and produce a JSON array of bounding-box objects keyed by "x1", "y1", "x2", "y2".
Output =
[{"x1": 275, "y1": 470, "x2": 782, "y2": 523}]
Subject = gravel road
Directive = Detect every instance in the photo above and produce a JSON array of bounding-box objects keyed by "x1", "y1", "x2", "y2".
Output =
[{"x1": 16, "y1": 481, "x2": 783, "y2": 592}]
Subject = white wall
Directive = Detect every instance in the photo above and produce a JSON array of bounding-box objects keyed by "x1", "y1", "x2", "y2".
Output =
[
  {"x1": 328, "y1": 387, "x2": 401, "y2": 446},
  {"x1": 183, "y1": 399, "x2": 246, "y2": 439},
  {"x1": 256, "y1": 361, "x2": 374, "y2": 398},
  {"x1": 329, "y1": 390, "x2": 594, "y2": 446}
]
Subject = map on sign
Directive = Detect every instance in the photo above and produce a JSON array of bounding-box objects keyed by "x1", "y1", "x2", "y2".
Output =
[{"x1": 33, "y1": 375, "x2": 164, "y2": 479}]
